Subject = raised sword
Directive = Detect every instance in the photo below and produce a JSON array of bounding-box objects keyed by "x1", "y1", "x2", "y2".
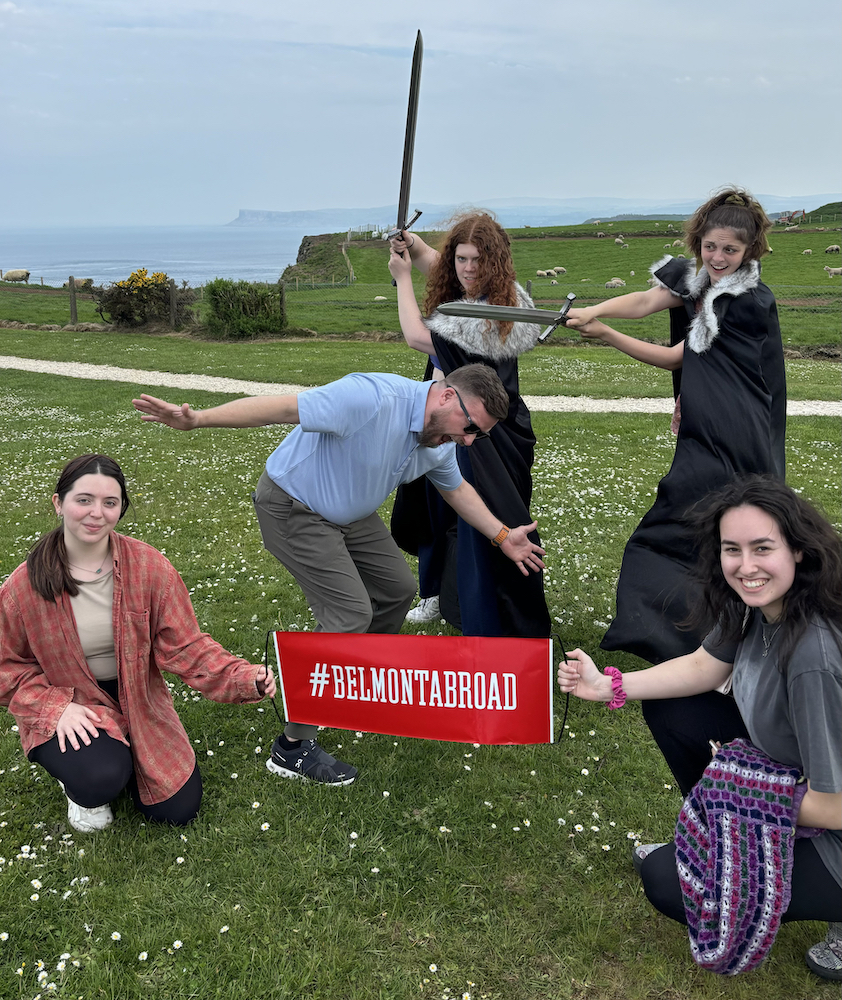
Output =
[
  {"x1": 436, "y1": 293, "x2": 577, "y2": 342},
  {"x1": 384, "y1": 30, "x2": 423, "y2": 246}
]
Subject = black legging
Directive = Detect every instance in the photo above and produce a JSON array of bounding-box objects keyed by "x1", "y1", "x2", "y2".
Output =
[
  {"x1": 29, "y1": 731, "x2": 203, "y2": 827},
  {"x1": 640, "y1": 839, "x2": 842, "y2": 925},
  {"x1": 642, "y1": 691, "x2": 750, "y2": 796}
]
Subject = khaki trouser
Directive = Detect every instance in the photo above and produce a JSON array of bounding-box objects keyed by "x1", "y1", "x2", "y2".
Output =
[{"x1": 252, "y1": 472, "x2": 416, "y2": 739}]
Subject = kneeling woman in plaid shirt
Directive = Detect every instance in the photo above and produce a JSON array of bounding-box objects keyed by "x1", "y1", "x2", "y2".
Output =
[{"x1": 0, "y1": 454, "x2": 275, "y2": 832}]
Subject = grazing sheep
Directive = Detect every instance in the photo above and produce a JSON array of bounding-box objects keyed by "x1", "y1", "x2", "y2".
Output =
[
  {"x1": 667, "y1": 224, "x2": 674, "y2": 230},
  {"x1": 63, "y1": 277, "x2": 93, "y2": 290},
  {"x1": 550, "y1": 280, "x2": 558, "y2": 285},
  {"x1": 816, "y1": 227, "x2": 826, "y2": 232},
  {"x1": 646, "y1": 276, "x2": 658, "y2": 286},
  {"x1": 621, "y1": 244, "x2": 629, "y2": 250},
  {"x1": 580, "y1": 278, "x2": 592, "y2": 282},
  {"x1": 801, "y1": 249, "x2": 813, "y2": 255},
  {"x1": 593, "y1": 220, "x2": 601, "y2": 225},
  {"x1": 824, "y1": 266, "x2": 842, "y2": 277},
  {"x1": 596, "y1": 232, "x2": 606, "y2": 238},
  {"x1": 605, "y1": 278, "x2": 626, "y2": 288},
  {"x1": 675, "y1": 253, "x2": 686, "y2": 258},
  {"x1": 536, "y1": 270, "x2": 548, "y2": 277},
  {"x1": 614, "y1": 238, "x2": 625, "y2": 246},
  {"x1": 825, "y1": 245, "x2": 841, "y2": 253},
  {"x1": 630, "y1": 270, "x2": 635, "y2": 276},
  {"x1": 672, "y1": 239, "x2": 683, "y2": 247},
  {"x1": 664, "y1": 244, "x2": 672, "y2": 249},
  {"x1": 374, "y1": 295, "x2": 388, "y2": 301},
  {"x1": 1, "y1": 268, "x2": 30, "y2": 283},
  {"x1": 552, "y1": 266, "x2": 567, "y2": 275},
  {"x1": 784, "y1": 225, "x2": 800, "y2": 232}
]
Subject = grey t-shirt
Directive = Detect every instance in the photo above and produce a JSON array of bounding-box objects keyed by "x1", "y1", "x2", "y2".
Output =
[{"x1": 703, "y1": 611, "x2": 842, "y2": 886}]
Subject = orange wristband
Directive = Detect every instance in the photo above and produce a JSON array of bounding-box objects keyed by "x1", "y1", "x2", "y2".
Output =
[{"x1": 491, "y1": 526, "x2": 510, "y2": 547}]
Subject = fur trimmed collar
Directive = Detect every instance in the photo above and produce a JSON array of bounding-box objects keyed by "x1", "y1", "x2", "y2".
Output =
[
  {"x1": 425, "y1": 284, "x2": 539, "y2": 361},
  {"x1": 649, "y1": 255, "x2": 761, "y2": 354}
]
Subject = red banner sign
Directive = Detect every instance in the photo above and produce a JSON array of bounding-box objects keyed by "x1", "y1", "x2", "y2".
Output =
[{"x1": 272, "y1": 632, "x2": 553, "y2": 745}]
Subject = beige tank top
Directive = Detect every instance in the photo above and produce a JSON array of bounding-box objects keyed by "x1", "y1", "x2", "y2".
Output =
[{"x1": 69, "y1": 570, "x2": 118, "y2": 681}]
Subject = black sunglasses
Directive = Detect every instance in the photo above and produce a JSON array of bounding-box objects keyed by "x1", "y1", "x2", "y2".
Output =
[{"x1": 450, "y1": 386, "x2": 489, "y2": 439}]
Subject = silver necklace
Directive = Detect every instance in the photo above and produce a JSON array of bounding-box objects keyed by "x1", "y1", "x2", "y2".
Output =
[
  {"x1": 68, "y1": 549, "x2": 111, "y2": 576},
  {"x1": 761, "y1": 622, "x2": 782, "y2": 657}
]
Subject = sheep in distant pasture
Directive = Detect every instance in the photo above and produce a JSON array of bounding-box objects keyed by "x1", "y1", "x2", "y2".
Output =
[
  {"x1": 801, "y1": 249, "x2": 813, "y2": 255},
  {"x1": 63, "y1": 277, "x2": 94, "y2": 290},
  {"x1": 550, "y1": 280, "x2": 558, "y2": 285},
  {"x1": 536, "y1": 270, "x2": 548, "y2": 277},
  {"x1": 667, "y1": 224, "x2": 674, "y2": 230},
  {"x1": 784, "y1": 225, "x2": 800, "y2": 232},
  {"x1": 593, "y1": 220, "x2": 601, "y2": 225},
  {"x1": 816, "y1": 227, "x2": 826, "y2": 231},
  {"x1": 664, "y1": 244, "x2": 672, "y2": 249},
  {"x1": 672, "y1": 239, "x2": 683, "y2": 247},
  {"x1": 825, "y1": 245, "x2": 841, "y2": 253},
  {"x1": 630, "y1": 270, "x2": 635, "y2": 276},
  {"x1": 1, "y1": 269, "x2": 29, "y2": 283},
  {"x1": 374, "y1": 295, "x2": 388, "y2": 301},
  {"x1": 605, "y1": 278, "x2": 626, "y2": 288},
  {"x1": 646, "y1": 276, "x2": 658, "y2": 286},
  {"x1": 824, "y1": 266, "x2": 842, "y2": 277},
  {"x1": 675, "y1": 254, "x2": 686, "y2": 259},
  {"x1": 596, "y1": 232, "x2": 606, "y2": 238},
  {"x1": 552, "y1": 266, "x2": 567, "y2": 275},
  {"x1": 580, "y1": 278, "x2": 592, "y2": 282},
  {"x1": 621, "y1": 244, "x2": 629, "y2": 250},
  {"x1": 614, "y1": 238, "x2": 625, "y2": 246}
]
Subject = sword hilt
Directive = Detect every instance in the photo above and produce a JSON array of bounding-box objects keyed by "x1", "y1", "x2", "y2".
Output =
[
  {"x1": 383, "y1": 209, "x2": 423, "y2": 243},
  {"x1": 537, "y1": 293, "x2": 576, "y2": 343}
]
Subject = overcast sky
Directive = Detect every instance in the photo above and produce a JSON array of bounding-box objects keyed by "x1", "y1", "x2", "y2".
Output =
[{"x1": 1, "y1": 0, "x2": 840, "y2": 227}]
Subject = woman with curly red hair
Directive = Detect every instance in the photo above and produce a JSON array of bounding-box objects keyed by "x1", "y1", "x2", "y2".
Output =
[{"x1": 388, "y1": 212, "x2": 549, "y2": 638}]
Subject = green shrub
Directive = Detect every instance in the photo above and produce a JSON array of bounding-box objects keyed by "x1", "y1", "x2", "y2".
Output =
[
  {"x1": 92, "y1": 268, "x2": 195, "y2": 327},
  {"x1": 204, "y1": 278, "x2": 287, "y2": 339}
]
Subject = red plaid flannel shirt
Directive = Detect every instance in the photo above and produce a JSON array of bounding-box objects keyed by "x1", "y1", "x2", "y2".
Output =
[{"x1": 0, "y1": 532, "x2": 264, "y2": 804}]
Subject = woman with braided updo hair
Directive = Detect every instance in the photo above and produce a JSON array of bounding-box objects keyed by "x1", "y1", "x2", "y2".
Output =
[
  {"x1": 563, "y1": 188, "x2": 786, "y2": 788},
  {"x1": 388, "y1": 212, "x2": 549, "y2": 638}
]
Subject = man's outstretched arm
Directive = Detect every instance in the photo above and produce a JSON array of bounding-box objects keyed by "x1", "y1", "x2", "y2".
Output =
[{"x1": 132, "y1": 393, "x2": 300, "y2": 430}]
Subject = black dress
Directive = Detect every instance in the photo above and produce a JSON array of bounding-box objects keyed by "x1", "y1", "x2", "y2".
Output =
[
  {"x1": 391, "y1": 286, "x2": 551, "y2": 638},
  {"x1": 600, "y1": 256, "x2": 786, "y2": 663}
]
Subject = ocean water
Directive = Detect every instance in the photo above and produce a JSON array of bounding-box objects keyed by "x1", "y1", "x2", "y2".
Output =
[{"x1": 0, "y1": 225, "x2": 314, "y2": 288}]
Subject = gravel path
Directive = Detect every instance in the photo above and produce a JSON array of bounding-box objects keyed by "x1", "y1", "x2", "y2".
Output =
[{"x1": 1, "y1": 354, "x2": 840, "y2": 416}]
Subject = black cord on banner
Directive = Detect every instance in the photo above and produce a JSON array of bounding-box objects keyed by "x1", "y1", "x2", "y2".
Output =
[
  {"x1": 262, "y1": 630, "x2": 285, "y2": 729},
  {"x1": 552, "y1": 631, "x2": 571, "y2": 743}
]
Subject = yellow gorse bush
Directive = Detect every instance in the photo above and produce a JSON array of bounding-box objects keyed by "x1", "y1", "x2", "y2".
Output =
[{"x1": 115, "y1": 268, "x2": 170, "y2": 292}]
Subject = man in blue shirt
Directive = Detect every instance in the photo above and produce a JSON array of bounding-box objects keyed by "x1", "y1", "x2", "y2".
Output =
[{"x1": 133, "y1": 364, "x2": 545, "y2": 784}]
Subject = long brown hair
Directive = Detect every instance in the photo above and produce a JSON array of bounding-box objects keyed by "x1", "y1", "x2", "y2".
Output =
[
  {"x1": 683, "y1": 188, "x2": 772, "y2": 263},
  {"x1": 684, "y1": 474, "x2": 842, "y2": 673},
  {"x1": 424, "y1": 212, "x2": 518, "y2": 340},
  {"x1": 26, "y1": 454, "x2": 130, "y2": 602}
]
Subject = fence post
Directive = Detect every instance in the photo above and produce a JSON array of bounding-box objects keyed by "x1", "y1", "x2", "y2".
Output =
[
  {"x1": 526, "y1": 280, "x2": 532, "y2": 298},
  {"x1": 68, "y1": 276, "x2": 78, "y2": 325},
  {"x1": 169, "y1": 279, "x2": 177, "y2": 327}
]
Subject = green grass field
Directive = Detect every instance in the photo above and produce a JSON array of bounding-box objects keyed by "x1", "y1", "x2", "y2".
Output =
[{"x1": 0, "y1": 331, "x2": 840, "y2": 999}]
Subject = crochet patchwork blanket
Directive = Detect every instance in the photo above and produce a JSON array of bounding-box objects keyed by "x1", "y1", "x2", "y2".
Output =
[{"x1": 674, "y1": 738, "x2": 804, "y2": 975}]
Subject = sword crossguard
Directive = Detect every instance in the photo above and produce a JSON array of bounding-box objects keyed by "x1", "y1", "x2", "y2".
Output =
[
  {"x1": 383, "y1": 209, "x2": 423, "y2": 243},
  {"x1": 538, "y1": 292, "x2": 577, "y2": 343}
]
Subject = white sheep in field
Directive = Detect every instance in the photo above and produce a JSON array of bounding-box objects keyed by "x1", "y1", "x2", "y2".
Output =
[
  {"x1": 672, "y1": 239, "x2": 683, "y2": 247},
  {"x1": 536, "y1": 270, "x2": 549, "y2": 277},
  {"x1": 630, "y1": 270, "x2": 635, "y2": 276},
  {"x1": 667, "y1": 224, "x2": 674, "y2": 230},
  {"x1": 802, "y1": 249, "x2": 813, "y2": 255},
  {"x1": 646, "y1": 277, "x2": 658, "y2": 286},
  {"x1": 593, "y1": 220, "x2": 601, "y2": 225},
  {"x1": 596, "y1": 232, "x2": 606, "y2": 238},
  {"x1": 614, "y1": 238, "x2": 625, "y2": 245},
  {"x1": 552, "y1": 266, "x2": 567, "y2": 275},
  {"x1": 675, "y1": 253, "x2": 686, "y2": 259},
  {"x1": 816, "y1": 227, "x2": 826, "y2": 231},
  {"x1": 374, "y1": 295, "x2": 388, "y2": 301},
  {"x1": 784, "y1": 225, "x2": 800, "y2": 232},
  {"x1": 550, "y1": 280, "x2": 558, "y2": 285},
  {"x1": 664, "y1": 244, "x2": 672, "y2": 249},
  {"x1": 825, "y1": 245, "x2": 841, "y2": 253},
  {"x1": 1, "y1": 268, "x2": 29, "y2": 283},
  {"x1": 605, "y1": 278, "x2": 626, "y2": 288},
  {"x1": 824, "y1": 266, "x2": 842, "y2": 277},
  {"x1": 580, "y1": 278, "x2": 592, "y2": 282}
]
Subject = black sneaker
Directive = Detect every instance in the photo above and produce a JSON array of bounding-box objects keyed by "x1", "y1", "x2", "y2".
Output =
[
  {"x1": 266, "y1": 737, "x2": 357, "y2": 786},
  {"x1": 806, "y1": 922, "x2": 842, "y2": 981}
]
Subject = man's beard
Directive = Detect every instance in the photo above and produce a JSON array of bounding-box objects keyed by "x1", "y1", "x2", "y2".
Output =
[{"x1": 418, "y1": 411, "x2": 446, "y2": 449}]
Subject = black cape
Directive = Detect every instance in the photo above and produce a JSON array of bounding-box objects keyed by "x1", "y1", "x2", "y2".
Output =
[
  {"x1": 600, "y1": 256, "x2": 786, "y2": 663},
  {"x1": 391, "y1": 319, "x2": 550, "y2": 639}
]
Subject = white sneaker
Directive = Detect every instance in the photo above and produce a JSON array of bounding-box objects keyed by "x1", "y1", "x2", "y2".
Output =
[
  {"x1": 406, "y1": 596, "x2": 441, "y2": 623},
  {"x1": 59, "y1": 783, "x2": 114, "y2": 833}
]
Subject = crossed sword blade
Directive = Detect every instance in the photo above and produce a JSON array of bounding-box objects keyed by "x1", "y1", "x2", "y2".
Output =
[
  {"x1": 385, "y1": 31, "x2": 423, "y2": 241},
  {"x1": 436, "y1": 293, "x2": 577, "y2": 342}
]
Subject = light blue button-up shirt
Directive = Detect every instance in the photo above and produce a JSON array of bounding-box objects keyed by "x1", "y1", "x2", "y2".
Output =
[{"x1": 265, "y1": 372, "x2": 462, "y2": 524}]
